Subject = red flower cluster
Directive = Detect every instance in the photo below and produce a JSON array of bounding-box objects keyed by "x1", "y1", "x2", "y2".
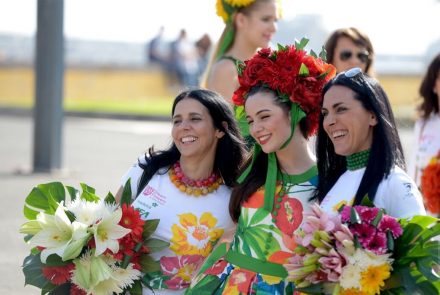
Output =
[
  {"x1": 421, "y1": 151, "x2": 440, "y2": 214},
  {"x1": 115, "y1": 204, "x2": 149, "y2": 269},
  {"x1": 232, "y1": 44, "x2": 336, "y2": 136},
  {"x1": 42, "y1": 263, "x2": 75, "y2": 285}
]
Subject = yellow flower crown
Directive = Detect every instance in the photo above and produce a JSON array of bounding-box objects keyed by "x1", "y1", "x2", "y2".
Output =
[{"x1": 216, "y1": 0, "x2": 281, "y2": 23}]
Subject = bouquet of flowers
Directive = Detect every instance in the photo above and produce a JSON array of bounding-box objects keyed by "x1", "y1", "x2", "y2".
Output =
[
  {"x1": 286, "y1": 200, "x2": 440, "y2": 295},
  {"x1": 19, "y1": 181, "x2": 169, "y2": 295},
  {"x1": 421, "y1": 151, "x2": 440, "y2": 215}
]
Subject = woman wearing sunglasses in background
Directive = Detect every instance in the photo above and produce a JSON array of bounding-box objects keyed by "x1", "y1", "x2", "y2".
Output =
[
  {"x1": 324, "y1": 27, "x2": 375, "y2": 75},
  {"x1": 314, "y1": 68, "x2": 425, "y2": 218}
]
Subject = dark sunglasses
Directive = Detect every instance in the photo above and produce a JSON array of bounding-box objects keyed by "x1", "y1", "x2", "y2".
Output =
[
  {"x1": 334, "y1": 67, "x2": 364, "y2": 81},
  {"x1": 339, "y1": 50, "x2": 370, "y2": 63}
]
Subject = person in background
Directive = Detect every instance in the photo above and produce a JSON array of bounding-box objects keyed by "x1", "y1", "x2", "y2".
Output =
[
  {"x1": 315, "y1": 68, "x2": 425, "y2": 218},
  {"x1": 195, "y1": 33, "x2": 212, "y2": 79},
  {"x1": 203, "y1": 0, "x2": 279, "y2": 102},
  {"x1": 324, "y1": 27, "x2": 375, "y2": 75},
  {"x1": 186, "y1": 42, "x2": 335, "y2": 294},
  {"x1": 408, "y1": 53, "x2": 440, "y2": 215},
  {"x1": 116, "y1": 89, "x2": 246, "y2": 294},
  {"x1": 172, "y1": 29, "x2": 200, "y2": 87},
  {"x1": 147, "y1": 26, "x2": 169, "y2": 70}
]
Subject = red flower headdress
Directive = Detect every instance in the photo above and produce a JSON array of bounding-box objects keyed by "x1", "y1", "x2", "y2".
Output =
[
  {"x1": 232, "y1": 39, "x2": 336, "y2": 136},
  {"x1": 421, "y1": 151, "x2": 440, "y2": 214}
]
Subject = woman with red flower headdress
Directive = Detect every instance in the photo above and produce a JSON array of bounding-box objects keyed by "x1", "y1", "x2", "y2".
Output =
[{"x1": 186, "y1": 39, "x2": 335, "y2": 294}]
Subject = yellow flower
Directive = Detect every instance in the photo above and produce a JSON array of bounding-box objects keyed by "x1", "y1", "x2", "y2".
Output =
[
  {"x1": 340, "y1": 287, "x2": 368, "y2": 295},
  {"x1": 332, "y1": 200, "x2": 348, "y2": 212},
  {"x1": 216, "y1": 0, "x2": 229, "y2": 23},
  {"x1": 224, "y1": 0, "x2": 255, "y2": 7},
  {"x1": 360, "y1": 264, "x2": 391, "y2": 295},
  {"x1": 170, "y1": 212, "x2": 224, "y2": 256}
]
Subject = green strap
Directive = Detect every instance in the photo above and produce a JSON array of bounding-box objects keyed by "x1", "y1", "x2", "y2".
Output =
[
  {"x1": 197, "y1": 242, "x2": 228, "y2": 274},
  {"x1": 216, "y1": 21, "x2": 235, "y2": 60},
  {"x1": 225, "y1": 250, "x2": 288, "y2": 278},
  {"x1": 263, "y1": 103, "x2": 306, "y2": 212}
]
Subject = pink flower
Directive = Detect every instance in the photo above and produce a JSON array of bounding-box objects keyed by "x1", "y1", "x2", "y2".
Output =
[
  {"x1": 366, "y1": 232, "x2": 388, "y2": 255},
  {"x1": 379, "y1": 215, "x2": 403, "y2": 238},
  {"x1": 355, "y1": 206, "x2": 380, "y2": 223},
  {"x1": 318, "y1": 248, "x2": 345, "y2": 282},
  {"x1": 351, "y1": 223, "x2": 376, "y2": 245},
  {"x1": 340, "y1": 205, "x2": 352, "y2": 223},
  {"x1": 160, "y1": 255, "x2": 204, "y2": 289}
]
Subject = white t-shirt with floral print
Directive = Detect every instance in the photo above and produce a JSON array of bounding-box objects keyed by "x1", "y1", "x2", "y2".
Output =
[
  {"x1": 120, "y1": 157, "x2": 235, "y2": 294},
  {"x1": 320, "y1": 166, "x2": 426, "y2": 219}
]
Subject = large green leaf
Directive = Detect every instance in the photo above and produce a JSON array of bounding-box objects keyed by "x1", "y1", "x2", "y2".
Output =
[
  {"x1": 145, "y1": 238, "x2": 169, "y2": 253},
  {"x1": 126, "y1": 279, "x2": 142, "y2": 295},
  {"x1": 139, "y1": 255, "x2": 161, "y2": 273},
  {"x1": 22, "y1": 253, "x2": 48, "y2": 288},
  {"x1": 120, "y1": 178, "x2": 133, "y2": 206},
  {"x1": 23, "y1": 182, "x2": 66, "y2": 220},
  {"x1": 143, "y1": 219, "x2": 160, "y2": 239}
]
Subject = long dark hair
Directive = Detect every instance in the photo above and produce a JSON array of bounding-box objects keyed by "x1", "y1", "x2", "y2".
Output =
[
  {"x1": 314, "y1": 70, "x2": 405, "y2": 205},
  {"x1": 229, "y1": 86, "x2": 309, "y2": 222},
  {"x1": 138, "y1": 89, "x2": 246, "y2": 193},
  {"x1": 418, "y1": 53, "x2": 440, "y2": 119}
]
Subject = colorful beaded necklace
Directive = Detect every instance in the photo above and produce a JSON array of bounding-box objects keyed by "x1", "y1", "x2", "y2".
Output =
[
  {"x1": 346, "y1": 149, "x2": 370, "y2": 171},
  {"x1": 168, "y1": 161, "x2": 222, "y2": 197}
]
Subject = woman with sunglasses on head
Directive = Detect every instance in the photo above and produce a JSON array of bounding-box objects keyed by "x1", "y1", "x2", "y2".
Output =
[
  {"x1": 325, "y1": 27, "x2": 374, "y2": 75},
  {"x1": 115, "y1": 89, "x2": 246, "y2": 294},
  {"x1": 408, "y1": 53, "x2": 440, "y2": 216},
  {"x1": 203, "y1": 0, "x2": 279, "y2": 103},
  {"x1": 314, "y1": 68, "x2": 425, "y2": 218},
  {"x1": 186, "y1": 41, "x2": 335, "y2": 294}
]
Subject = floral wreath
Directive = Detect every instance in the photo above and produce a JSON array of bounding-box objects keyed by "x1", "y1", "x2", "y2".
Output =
[{"x1": 232, "y1": 39, "x2": 336, "y2": 136}]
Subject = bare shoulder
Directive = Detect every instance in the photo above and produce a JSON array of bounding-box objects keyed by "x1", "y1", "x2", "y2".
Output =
[{"x1": 207, "y1": 59, "x2": 239, "y2": 101}]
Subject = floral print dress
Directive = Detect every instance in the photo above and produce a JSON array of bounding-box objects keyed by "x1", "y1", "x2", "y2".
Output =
[
  {"x1": 186, "y1": 167, "x2": 318, "y2": 295},
  {"x1": 121, "y1": 161, "x2": 235, "y2": 294}
]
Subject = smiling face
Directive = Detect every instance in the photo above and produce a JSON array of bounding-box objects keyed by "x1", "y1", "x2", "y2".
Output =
[
  {"x1": 237, "y1": 0, "x2": 278, "y2": 49},
  {"x1": 171, "y1": 98, "x2": 224, "y2": 161},
  {"x1": 322, "y1": 85, "x2": 377, "y2": 156},
  {"x1": 245, "y1": 91, "x2": 291, "y2": 153}
]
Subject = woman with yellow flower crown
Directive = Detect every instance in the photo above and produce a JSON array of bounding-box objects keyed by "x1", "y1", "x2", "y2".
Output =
[
  {"x1": 186, "y1": 39, "x2": 336, "y2": 294},
  {"x1": 203, "y1": 0, "x2": 279, "y2": 102}
]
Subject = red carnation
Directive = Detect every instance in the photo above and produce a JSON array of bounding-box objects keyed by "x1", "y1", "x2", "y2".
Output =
[
  {"x1": 42, "y1": 263, "x2": 74, "y2": 285},
  {"x1": 70, "y1": 284, "x2": 87, "y2": 295}
]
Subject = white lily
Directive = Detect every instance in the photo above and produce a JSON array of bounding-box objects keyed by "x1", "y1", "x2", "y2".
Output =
[
  {"x1": 67, "y1": 198, "x2": 106, "y2": 226},
  {"x1": 28, "y1": 205, "x2": 90, "y2": 263},
  {"x1": 71, "y1": 251, "x2": 141, "y2": 295},
  {"x1": 91, "y1": 205, "x2": 130, "y2": 256}
]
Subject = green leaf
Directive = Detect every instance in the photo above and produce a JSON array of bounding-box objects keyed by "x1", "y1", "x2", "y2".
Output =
[
  {"x1": 353, "y1": 235, "x2": 362, "y2": 249},
  {"x1": 294, "y1": 37, "x2": 309, "y2": 50},
  {"x1": 145, "y1": 238, "x2": 170, "y2": 253},
  {"x1": 44, "y1": 282, "x2": 71, "y2": 294},
  {"x1": 360, "y1": 194, "x2": 375, "y2": 207},
  {"x1": 22, "y1": 253, "x2": 48, "y2": 288},
  {"x1": 65, "y1": 185, "x2": 78, "y2": 202},
  {"x1": 139, "y1": 255, "x2": 161, "y2": 273},
  {"x1": 120, "y1": 178, "x2": 133, "y2": 206},
  {"x1": 416, "y1": 279, "x2": 440, "y2": 294},
  {"x1": 371, "y1": 209, "x2": 383, "y2": 227},
  {"x1": 350, "y1": 207, "x2": 361, "y2": 224},
  {"x1": 104, "y1": 191, "x2": 116, "y2": 204},
  {"x1": 386, "y1": 230, "x2": 395, "y2": 251},
  {"x1": 126, "y1": 279, "x2": 142, "y2": 295},
  {"x1": 143, "y1": 219, "x2": 160, "y2": 239},
  {"x1": 45, "y1": 254, "x2": 69, "y2": 267},
  {"x1": 23, "y1": 182, "x2": 66, "y2": 220},
  {"x1": 295, "y1": 283, "x2": 325, "y2": 294},
  {"x1": 319, "y1": 46, "x2": 327, "y2": 61},
  {"x1": 416, "y1": 256, "x2": 439, "y2": 281},
  {"x1": 299, "y1": 63, "x2": 309, "y2": 76},
  {"x1": 309, "y1": 49, "x2": 317, "y2": 58},
  {"x1": 79, "y1": 183, "x2": 100, "y2": 202}
]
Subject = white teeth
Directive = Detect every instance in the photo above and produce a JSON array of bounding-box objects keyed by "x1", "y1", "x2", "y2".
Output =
[
  {"x1": 332, "y1": 130, "x2": 347, "y2": 139},
  {"x1": 181, "y1": 136, "x2": 197, "y2": 143},
  {"x1": 259, "y1": 135, "x2": 270, "y2": 142}
]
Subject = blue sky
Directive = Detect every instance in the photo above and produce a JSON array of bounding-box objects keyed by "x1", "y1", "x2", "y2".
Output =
[{"x1": 0, "y1": 0, "x2": 439, "y2": 55}]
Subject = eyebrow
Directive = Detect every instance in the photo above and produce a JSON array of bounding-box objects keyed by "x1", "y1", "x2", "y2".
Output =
[
  {"x1": 246, "y1": 109, "x2": 271, "y2": 120},
  {"x1": 172, "y1": 112, "x2": 203, "y2": 119},
  {"x1": 323, "y1": 102, "x2": 344, "y2": 111}
]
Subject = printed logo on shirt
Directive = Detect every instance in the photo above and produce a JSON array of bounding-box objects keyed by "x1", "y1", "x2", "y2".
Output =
[
  {"x1": 131, "y1": 185, "x2": 167, "y2": 220},
  {"x1": 402, "y1": 182, "x2": 415, "y2": 199}
]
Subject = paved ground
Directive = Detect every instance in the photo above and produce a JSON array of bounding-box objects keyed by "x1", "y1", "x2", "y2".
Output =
[{"x1": 0, "y1": 113, "x2": 415, "y2": 294}]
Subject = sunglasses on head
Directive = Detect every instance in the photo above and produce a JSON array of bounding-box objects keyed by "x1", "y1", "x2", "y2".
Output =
[
  {"x1": 334, "y1": 67, "x2": 363, "y2": 81},
  {"x1": 339, "y1": 50, "x2": 370, "y2": 63}
]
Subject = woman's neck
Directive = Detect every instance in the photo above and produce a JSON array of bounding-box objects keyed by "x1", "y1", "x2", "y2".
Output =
[
  {"x1": 276, "y1": 132, "x2": 315, "y2": 175},
  {"x1": 179, "y1": 157, "x2": 215, "y2": 180},
  {"x1": 226, "y1": 38, "x2": 258, "y2": 62}
]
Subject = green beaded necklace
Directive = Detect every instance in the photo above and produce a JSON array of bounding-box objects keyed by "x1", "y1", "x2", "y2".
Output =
[{"x1": 346, "y1": 150, "x2": 370, "y2": 171}]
